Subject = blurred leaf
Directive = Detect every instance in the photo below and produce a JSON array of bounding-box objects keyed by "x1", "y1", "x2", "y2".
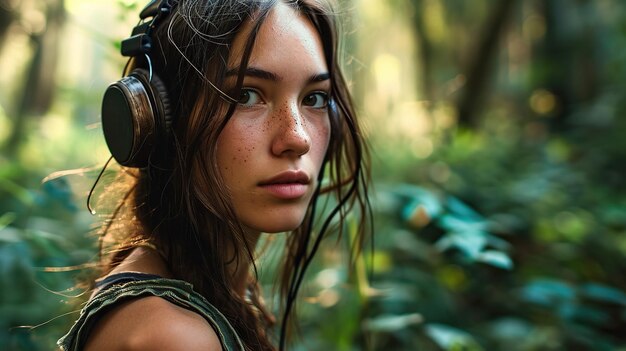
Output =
[
  {"x1": 446, "y1": 196, "x2": 482, "y2": 221},
  {"x1": 519, "y1": 279, "x2": 575, "y2": 307},
  {"x1": 580, "y1": 283, "x2": 626, "y2": 306},
  {"x1": 567, "y1": 305, "x2": 610, "y2": 326},
  {"x1": 116, "y1": 0, "x2": 139, "y2": 10},
  {"x1": 364, "y1": 313, "x2": 423, "y2": 332},
  {"x1": 484, "y1": 234, "x2": 512, "y2": 251},
  {"x1": 40, "y1": 177, "x2": 77, "y2": 212},
  {"x1": 0, "y1": 178, "x2": 35, "y2": 206},
  {"x1": 486, "y1": 317, "x2": 533, "y2": 340},
  {"x1": 374, "y1": 281, "x2": 424, "y2": 305},
  {"x1": 424, "y1": 323, "x2": 483, "y2": 350},
  {"x1": 476, "y1": 250, "x2": 513, "y2": 270},
  {"x1": 403, "y1": 202, "x2": 433, "y2": 228},
  {"x1": 437, "y1": 265, "x2": 469, "y2": 291},
  {"x1": 0, "y1": 212, "x2": 16, "y2": 231},
  {"x1": 391, "y1": 229, "x2": 436, "y2": 263},
  {"x1": 438, "y1": 215, "x2": 487, "y2": 233},
  {"x1": 435, "y1": 231, "x2": 487, "y2": 259},
  {"x1": 397, "y1": 185, "x2": 444, "y2": 219},
  {"x1": 0, "y1": 226, "x2": 21, "y2": 243}
]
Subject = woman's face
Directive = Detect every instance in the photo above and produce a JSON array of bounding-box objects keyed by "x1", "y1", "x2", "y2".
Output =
[{"x1": 217, "y1": 3, "x2": 331, "y2": 233}]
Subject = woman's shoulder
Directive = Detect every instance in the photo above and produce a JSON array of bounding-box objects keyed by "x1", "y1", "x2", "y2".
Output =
[
  {"x1": 84, "y1": 295, "x2": 224, "y2": 351},
  {"x1": 79, "y1": 247, "x2": 226, "y2": 350}
]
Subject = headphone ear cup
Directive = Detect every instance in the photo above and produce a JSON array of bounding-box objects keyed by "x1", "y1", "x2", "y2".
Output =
[
  {"x1": 131, "y1": 68, "x2": 173, "y2": 144},
  {"x1": 145, "y1": 70, "x2": 173, "y2": 131},
  {"x1": 101, "y1": 68, "x2": 171, "y2": 168}
]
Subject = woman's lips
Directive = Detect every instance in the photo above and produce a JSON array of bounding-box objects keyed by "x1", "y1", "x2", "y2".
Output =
[
  {"x1": 259, "y1": 183, "x2": 309, "y2": 199},
  {"x1": 259, "y1": 170, "x2": 310, "y2": 199}
]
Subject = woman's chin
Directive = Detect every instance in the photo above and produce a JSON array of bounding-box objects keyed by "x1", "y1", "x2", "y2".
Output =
[
  {"x1": 248, "y1": 218, "x2": 306, "y2": 234},
  {"x1": 237, "y1": 205, "x2": 309, "y2": 234}
]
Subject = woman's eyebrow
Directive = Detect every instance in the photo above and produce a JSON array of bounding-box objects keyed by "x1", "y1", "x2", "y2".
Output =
[
  {"x1": 226, "y1": 67, "x2": 279, "y2": 81},
  {"x1": 310, "y1": 72, "x2": 330, "y2": 83},
  {"x1": 226, "y1": 67, "x2": 330, "y2": 84}
]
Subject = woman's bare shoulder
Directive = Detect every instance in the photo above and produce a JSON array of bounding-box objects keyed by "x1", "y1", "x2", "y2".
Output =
[{"x1": 84, "y1": 295, "x2": 223, "y2": 351}]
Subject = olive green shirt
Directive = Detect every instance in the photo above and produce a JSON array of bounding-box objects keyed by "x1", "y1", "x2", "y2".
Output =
[{"x1": 57, "y1": 272, "x2": 244, "y2": 351}]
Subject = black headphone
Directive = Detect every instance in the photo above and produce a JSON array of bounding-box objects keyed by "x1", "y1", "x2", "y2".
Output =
[{"x1": 101, "y1": 0, "x2": 177, "y2": 168}]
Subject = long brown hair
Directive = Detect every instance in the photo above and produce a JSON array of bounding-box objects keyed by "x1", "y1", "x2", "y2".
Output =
[{"x1": 97, "y1": 1, "x2": 371, "y2": 350}]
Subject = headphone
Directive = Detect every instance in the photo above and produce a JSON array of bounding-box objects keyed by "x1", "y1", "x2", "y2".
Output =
[{"x1": 101, "y1": 0, "x2": 177, "y2": 168}]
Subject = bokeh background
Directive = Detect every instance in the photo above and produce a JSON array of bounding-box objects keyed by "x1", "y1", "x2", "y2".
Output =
[{"x1": 1, "y1": 0, "x2": 626, "y2": 350}]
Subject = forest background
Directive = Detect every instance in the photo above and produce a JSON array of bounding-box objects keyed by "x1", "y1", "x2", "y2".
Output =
[{"x1": 1, "y1": 0, "x2": 625, "y2": 350}]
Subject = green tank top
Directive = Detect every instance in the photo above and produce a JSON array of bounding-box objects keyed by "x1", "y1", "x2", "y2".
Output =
[{"x1": 57, "y1": 272, "x2": 245, "y2": 351}]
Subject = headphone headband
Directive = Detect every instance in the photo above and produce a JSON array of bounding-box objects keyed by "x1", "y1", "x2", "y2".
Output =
[
  {"x1": 121, "y1": 0, "x2": 178, "y2": 57},
  {"x1": 139, "y1": 0, "x2": 173, "y2": 19}
]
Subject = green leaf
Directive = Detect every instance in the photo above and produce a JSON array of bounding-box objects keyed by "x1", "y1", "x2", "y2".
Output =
[
  {"x1": 435, "y1": 231, "x2": 487, "y2": 259},
  {"x1": 439, "y1": 214, "x2": 487, "y2": 232},
  {"x1": 520, "y1": 279, "x2": 575, "y2": 306},
  {"x1": 0, "y1": 212, "x2": 16, "y2": 231},
  {"x1": 424, "y1": 323, "x2": 483, "y2": 350},
  {"x1": 477, "y1": 250, "x2": 513, "y2": 270},
  {"x1": 580, "y1": 283, "x2": 626, "y2": 306},
  {"x1": 41, "y1": 177, "x2": 77, "y2": 212},
  {"x1": 446, "y1": 196, "x2": 483, "y2": 221},
  {"x1": 364, "y1": 313, "x2": 423, "y2": 332},
  {"x1": 0, "y1": 226, "x2": 21, "y2": 243},
  {"x1": 0, "y1": 178, "x2": 35, "y2": 206},
  {"x1": 398, "y1": 185, "x2": 443, "y2": 219},
  {"x1": 391, "y1": 229, "x2": 434, "y2": 262},
  {"x1": 487, "y1": 317, "x2": 533, "y2": 340}
]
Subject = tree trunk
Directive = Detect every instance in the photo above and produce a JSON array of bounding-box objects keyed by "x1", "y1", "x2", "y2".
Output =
[
  {"x1": 455, "y1": 0, "x2": 518, "y2": 128},
  {"x1": 409, "y1": 0, "x2": 435, "y2": 105},
  {"x1": 4, "y1": 0, "x2": 65, "y2": 156},
  {"x1": 0, "y1": 0, "x2": 14, "y2": 52}
]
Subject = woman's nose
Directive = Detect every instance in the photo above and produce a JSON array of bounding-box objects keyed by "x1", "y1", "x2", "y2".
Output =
[{"x1": 270, "y1": 103, "x2": 311, "y2": 157}]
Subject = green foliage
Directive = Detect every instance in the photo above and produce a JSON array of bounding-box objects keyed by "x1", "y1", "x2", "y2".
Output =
[{"x1": 0, "y1": 166, "x2": 96, "y2": 350}]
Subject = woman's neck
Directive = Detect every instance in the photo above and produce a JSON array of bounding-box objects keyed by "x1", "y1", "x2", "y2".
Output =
[
  {"x1": 109, "y1": 245, "x2": 173, "y2": 278},
  {"x1": 109, "y1": 231, "x2": 262, "y2": 299}
]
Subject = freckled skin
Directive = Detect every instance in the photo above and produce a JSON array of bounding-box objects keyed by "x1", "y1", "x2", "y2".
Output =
[{"x1": 216, "y1": 3, "x2": 331, "y2": 234}]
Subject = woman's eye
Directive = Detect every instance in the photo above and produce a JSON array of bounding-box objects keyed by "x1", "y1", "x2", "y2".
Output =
[
  {"x1": 303, "y1": 92, "x2": 329, "y2": 108},
  {"x1": 238, "y1": 89, "x2": 262, "y2": 107}
]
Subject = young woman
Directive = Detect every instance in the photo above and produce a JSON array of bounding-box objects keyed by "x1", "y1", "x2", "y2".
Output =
[{"x1": 58, "y1": 0, "x2": 370, "y2": 350}]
